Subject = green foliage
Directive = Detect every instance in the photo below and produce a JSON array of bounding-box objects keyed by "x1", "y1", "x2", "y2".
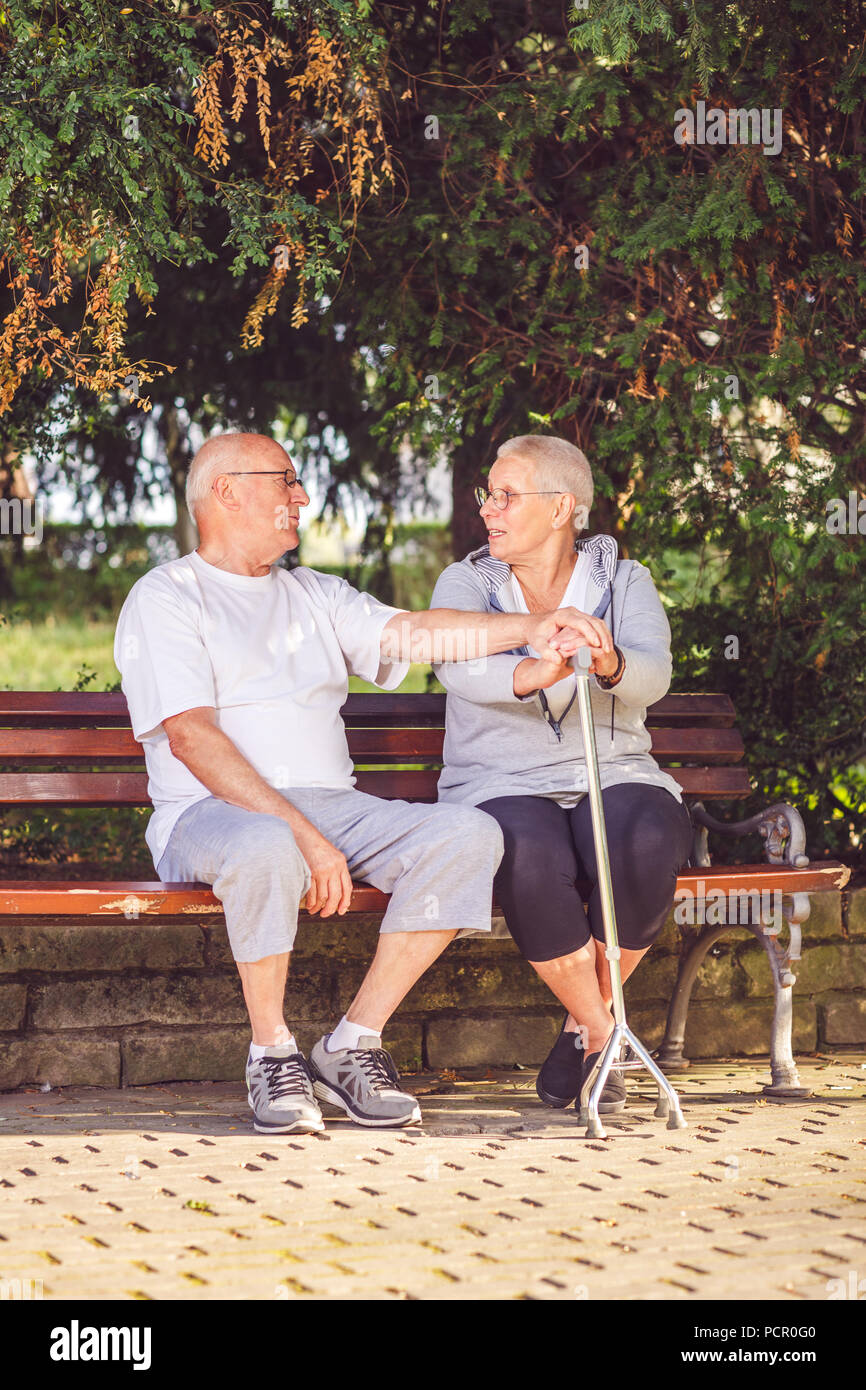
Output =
[
  {"x1": 0, "y1": 0, "x2": 389, "y2": 416},
  {"x1": 330, "y1": 0, "x2": 865, "y2": 865},
  {"x1": 2, "y1": 522, "x2": 177, "y2": 621},
  {"x1": 0, "y1": 1, "x2": 862, "y2": 866},
  {"x1": 662, "y1": 531, "x2": 865, "y2": 862},
  {"x1": 337, "y1": 522, "x2": 453, "y2": 613}
]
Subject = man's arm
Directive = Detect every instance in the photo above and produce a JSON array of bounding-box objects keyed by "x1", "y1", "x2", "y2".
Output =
[
  {"x1": 162, "y1": 707, "x2": 353, "y2": 918},
  {"x1": 381, "y1": 605, "x2": 613, "y2": 667},
  {"x1": 427, "y1": 564, "x2": 619, "y2": 703}
]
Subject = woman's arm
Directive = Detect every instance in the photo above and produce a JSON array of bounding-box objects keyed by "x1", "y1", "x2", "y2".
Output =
[
  {"x1": 430, "y1": 563, "x2": 546, "y2": 704},
  {"x1": 599, "y1": 562, "x2": 673, "y2": 708}
]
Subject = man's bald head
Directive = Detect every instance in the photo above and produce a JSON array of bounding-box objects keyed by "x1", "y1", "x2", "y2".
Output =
[{"x1": 185, "y1": 433, "x2": 291, "y2": 525}]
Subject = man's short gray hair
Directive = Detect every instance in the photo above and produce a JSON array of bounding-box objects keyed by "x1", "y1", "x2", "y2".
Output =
[
  {"x1": 495, "y1": 435, "x2": 593, "y2": 531},
  {"x1": 184, "y1": 432, "x2": 250, "y2": 523}
]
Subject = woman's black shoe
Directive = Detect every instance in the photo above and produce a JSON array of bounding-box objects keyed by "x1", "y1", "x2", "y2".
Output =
[
  {"x1": 536, "y1": 1018, "x2": 584, "y2": 1107},
  {"x1": 576, "y1": 1048, "x2": 627, "y2": 1115}
]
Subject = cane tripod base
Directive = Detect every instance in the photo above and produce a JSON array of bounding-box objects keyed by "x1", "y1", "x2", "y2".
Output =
[
  {"x1": 577, "y1": 1021, "x2": 688, "y2": 1140},
  {"x1": 570, "y1": 660, "x2": 688, "y2": 1141}
]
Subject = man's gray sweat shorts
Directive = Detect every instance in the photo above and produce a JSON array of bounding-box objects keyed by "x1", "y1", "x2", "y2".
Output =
[{"x1": 156, "y1": 786, "x2": 504, "y2": 963}]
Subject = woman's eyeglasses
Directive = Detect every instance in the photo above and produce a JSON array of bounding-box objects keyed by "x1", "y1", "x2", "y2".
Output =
[{"x1": 474, "y1": 485, "x2": 564, "y2": 511}]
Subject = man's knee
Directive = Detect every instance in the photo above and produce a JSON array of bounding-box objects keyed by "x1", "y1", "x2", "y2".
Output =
[
  {"x1": 220, "y1": 814, "x2": 309, "y2": 892},
  {"x1": 437, "y1": 805, "x2": 505, "y2": 867}
]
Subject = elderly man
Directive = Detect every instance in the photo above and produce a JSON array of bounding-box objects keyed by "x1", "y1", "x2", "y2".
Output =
[{"x1": 114, "y1": 433, "x2": 592, "y2": 1135}]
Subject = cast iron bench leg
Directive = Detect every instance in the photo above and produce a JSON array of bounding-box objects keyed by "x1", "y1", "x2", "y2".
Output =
[
  {"x1": 750, "y1": 891, "x2": 811, "y2": 1098},
  {"x1": 657, "y1": 894, "x2": 813, "y2": 1097},
  {"x1": 656, "y1": 924, "x2": 729, "y2": 1073}
]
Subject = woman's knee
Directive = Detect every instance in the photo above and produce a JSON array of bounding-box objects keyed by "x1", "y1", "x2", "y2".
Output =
[
  {"x1": 483, "y1": 800, "x2": 574, "y2": 882},
  {"x1": 612, "y1": 907, "x2": 671, "y2": 952},
  {"x1": 604, "y1": 867, "x2": 678, "y2": 950},
  {"x1": 527, "y1": 936, "x2": 594, "y2": 968}
]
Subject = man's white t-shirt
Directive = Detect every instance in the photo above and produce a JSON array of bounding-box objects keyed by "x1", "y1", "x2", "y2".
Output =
[{"x1": 113, "y1": 550, "x2": 410, "y2": 872}]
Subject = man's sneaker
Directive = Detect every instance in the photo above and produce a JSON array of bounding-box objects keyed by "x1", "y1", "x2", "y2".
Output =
[
  {"x1": 246, "y1": 1044, "x2": 325, "y2": 1135},
  {"x1": 310, "y1": 1034, "x2": 422, "y2": 1128}
]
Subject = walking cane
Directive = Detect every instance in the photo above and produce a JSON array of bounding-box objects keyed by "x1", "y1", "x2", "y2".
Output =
[{"x1": 572, "y1": 645, "x2": 687, "y2": 1140}]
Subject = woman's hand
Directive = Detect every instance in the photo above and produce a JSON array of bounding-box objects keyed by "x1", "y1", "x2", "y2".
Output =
[
  {"x1": 513, "y1": 620, "x2": 621, "y2": 696},
  {"x1": 513, "y1": 654, "x2": 572, "y2": 695},
  {"x1": 586, "y1": 639, "x2": 622, "y2": 681}
]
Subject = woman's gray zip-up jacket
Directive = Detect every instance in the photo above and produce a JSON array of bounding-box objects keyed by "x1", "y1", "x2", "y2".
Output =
[{"x1": 430, "y1": 533, "x2": 685, "y2": 810}]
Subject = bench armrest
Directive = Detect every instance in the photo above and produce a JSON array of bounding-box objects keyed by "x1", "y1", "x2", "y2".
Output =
[{"x1": 687, "y1": 800, "x2": 810, "y2": 869}]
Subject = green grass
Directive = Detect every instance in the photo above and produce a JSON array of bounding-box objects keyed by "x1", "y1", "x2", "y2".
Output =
[
  {"x1": 1, "y1": 618, "x2": 119, "y2": 691},
  {"x1": 0, "y1": 616, "x2": 442, "y2": 694}
]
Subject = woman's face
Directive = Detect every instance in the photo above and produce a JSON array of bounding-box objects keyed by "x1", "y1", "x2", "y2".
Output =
[{"x1": 480, "y1": 457, "x2": 567, "y2": 564}]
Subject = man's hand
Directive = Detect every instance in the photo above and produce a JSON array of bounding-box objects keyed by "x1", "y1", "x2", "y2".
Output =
[
  {"x1": 522, "y1": 608, "x2": 613, "y2": 664},
  {"x1": 162, "y1": 706, "x2": 354, "y2": 918},
  {"x1": 292, "y1": 822, "x2": 354, "y2": 918}
]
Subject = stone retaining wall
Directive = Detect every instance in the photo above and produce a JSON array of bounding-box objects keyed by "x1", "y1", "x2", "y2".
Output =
[{"x1": 1, "y1": 888, "x2": 864, "y2": 1088}]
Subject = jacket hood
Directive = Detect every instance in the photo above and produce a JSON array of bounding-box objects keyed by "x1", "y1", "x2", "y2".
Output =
[
  {"x1": 464, "y1": 532, "x2": 623, "y2": 741},
  {"x1": 467, "y1": 532, "x2": 620, "y2": 623}
]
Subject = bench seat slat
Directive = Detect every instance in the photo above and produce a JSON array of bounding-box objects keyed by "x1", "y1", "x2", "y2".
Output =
[{"x1": 0, "y1": 862, "x2": 850, "y2": 916}]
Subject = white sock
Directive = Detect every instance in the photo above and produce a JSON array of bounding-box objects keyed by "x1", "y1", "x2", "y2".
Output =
[
  {"x1": 326, "y1": 1015, "x2": 381, "y2": 1054},
  {"x1": 249, "y1": 1026, "x2": 297, "y2": 1061}
]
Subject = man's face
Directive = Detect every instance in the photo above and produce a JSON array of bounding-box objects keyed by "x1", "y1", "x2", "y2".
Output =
[{"x1": 218, "y1": 446, "x2": 310, "y2": 561}]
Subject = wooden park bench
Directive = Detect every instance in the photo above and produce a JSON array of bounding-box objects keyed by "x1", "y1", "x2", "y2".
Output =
[{"x1": 0, "y1": 691, "x2": 851, "y2": 1096}]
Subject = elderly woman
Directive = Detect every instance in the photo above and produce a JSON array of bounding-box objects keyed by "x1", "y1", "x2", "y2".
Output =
[{"x1": 431, "y1": 435, "x2": 693, "y2": 1114}]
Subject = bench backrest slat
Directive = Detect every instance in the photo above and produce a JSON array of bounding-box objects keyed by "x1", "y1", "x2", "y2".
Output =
[
  {"x1": 0, "y1": 765, "x2": 752, "y2": 804},
  {"x1": 0, "y1": 690, "x2": 750, "y2": 805},
  {"x1": 0, "y1": 725, "x2": 746, "y2": 764},
  {"x1": 0, "y1": 690, "x2": 737, "y2": 727}
]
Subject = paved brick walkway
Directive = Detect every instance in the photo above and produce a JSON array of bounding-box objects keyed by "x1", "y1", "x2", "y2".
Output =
[{"x1": 1, "y1": 1054, "x2": 863, "y2": 1302}]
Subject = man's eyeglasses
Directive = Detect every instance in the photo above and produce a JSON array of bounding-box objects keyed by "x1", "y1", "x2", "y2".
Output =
[
  {"x1": 474, "y1": 485, "x2": 564, "y2": 511},
  {"x1": 218, "y1": 469, "x2": 303, "y2": 490}
]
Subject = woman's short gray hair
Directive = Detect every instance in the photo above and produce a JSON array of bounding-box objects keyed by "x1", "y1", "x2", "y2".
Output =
[{"x1": 495, "y1": 434, "x2": 593, "y2": 531}]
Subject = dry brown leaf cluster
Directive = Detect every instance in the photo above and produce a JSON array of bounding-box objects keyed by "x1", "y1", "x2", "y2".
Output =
[
  {"x1": 1, "y1": 12, "x2": 392, "y2": 412},
  {"x1": 193, "y1": 13, "x2": 393, "y2": 346}
]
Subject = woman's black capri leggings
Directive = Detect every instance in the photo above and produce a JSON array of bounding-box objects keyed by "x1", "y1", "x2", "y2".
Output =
[{"x1": 478, "y1": 784, "x2": 693, "y2": 963}]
